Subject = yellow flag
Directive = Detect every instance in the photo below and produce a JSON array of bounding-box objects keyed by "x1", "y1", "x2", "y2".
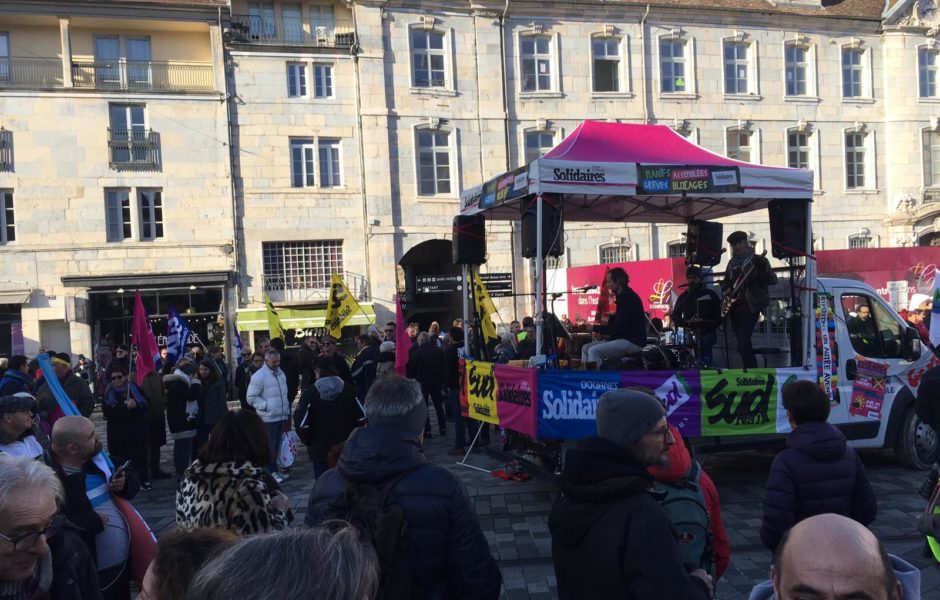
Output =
[
  {"x1": 472, "y1": 270, "x2": 498, "y2": 345},
  {"x1": 264, "y1": 293, "x2": 284, "y2": 341},
  {"x1": 325, "y1": 273, "x2": 362, "y2": 337},
  {"x1": 466, "y1": 360, "x2": 499, "y2": 424}
]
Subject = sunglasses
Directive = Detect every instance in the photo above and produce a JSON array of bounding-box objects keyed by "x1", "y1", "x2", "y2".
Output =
[{"x1": 110, "y1": 375, "x2": 125, "y2": 381}]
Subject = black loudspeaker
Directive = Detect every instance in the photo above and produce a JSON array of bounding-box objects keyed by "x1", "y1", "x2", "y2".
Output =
[
  {"x1": 453, "y1": 214, "x2": 487, "y2": 264},
  {"x1": 686, "y1": 220, "x2": 723, "y2": 266},
  {"x1": 522, "y1": 198, "x2": 564, "y2": 258},
  {"x1": 768, "y1": 199, "x2": 809, "y2": 259}
]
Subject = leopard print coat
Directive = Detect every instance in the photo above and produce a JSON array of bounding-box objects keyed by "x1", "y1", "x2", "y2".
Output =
[{"x1": 176, "y1": 460, "x2": 290, "y2": 535}]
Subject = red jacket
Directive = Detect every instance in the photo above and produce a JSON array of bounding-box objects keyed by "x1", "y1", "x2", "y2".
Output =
[{"x1": 648, "y1": 425, "x2": 730, "y2": 581}]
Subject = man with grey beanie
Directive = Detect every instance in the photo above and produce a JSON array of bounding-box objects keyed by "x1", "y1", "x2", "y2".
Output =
[
  {"x1": 304, "y1": 375, "x2": 501, "y2": 599},
  {"x1": 549, "y1": 389, "x2": 713, "y2": 599}
]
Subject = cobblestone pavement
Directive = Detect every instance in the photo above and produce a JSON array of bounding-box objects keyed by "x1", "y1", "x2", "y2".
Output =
[{"x1": 109, "y1": 411, "x2": 939, "y2": 599}]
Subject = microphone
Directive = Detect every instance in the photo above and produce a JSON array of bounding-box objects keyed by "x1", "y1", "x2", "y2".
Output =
[{"x1": 572, "y1": 285, "x2": 599, "y2": 293}]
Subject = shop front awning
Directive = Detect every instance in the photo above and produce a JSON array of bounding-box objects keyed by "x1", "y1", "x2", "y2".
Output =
[
  {"x1": 235, "y1": 304, "x2": 376, "y2": 331},
  {"x1": 62, "y1": 271, "x2": 235, "y2": 289}
]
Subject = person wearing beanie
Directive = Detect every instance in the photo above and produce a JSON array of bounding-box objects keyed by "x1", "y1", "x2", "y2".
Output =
[
  {"x1": 304, "y1": 375, "x2": 502, "y2": 600},
  {"x1": 0, "y1": 393, "x2": 49, "y2": 460},
  {"x1": 35, "y1": 352, "x2": 95, "y2": 424},
  {"x1": 549, "y1": 389, "x2": 713, "y2": 600}
]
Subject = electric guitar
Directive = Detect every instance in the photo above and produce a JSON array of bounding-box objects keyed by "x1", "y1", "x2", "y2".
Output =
[{"x1": 720, "y1": 251, "x2": 766, "y2": 318}]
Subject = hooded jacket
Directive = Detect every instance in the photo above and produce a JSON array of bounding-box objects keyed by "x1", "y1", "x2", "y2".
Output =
[
  {"x1": 246, "y1": 364, "x2": 290, "y2": 423},
  {"x1": 0, "y1": 368, "x2": 31, "y2": 396},
  {"x1": 760, "y1": 420, "x2": 877, "y2": 552},
  {"x1": 648, "y1": 426, "x2": 730, "y2": 581},
  {"x1": 305, "y1": 425, "x2": 501, "y2": 600},
  {"x1": 549, "y1": 436, "x2": 711, "y2": 600},
  {"x1": 292, "y1": 375, "x2": 362, "y2": 462},
  {"x1": 747, "y1": 554, "x2": 921, "y2": 600},
  {"x1": 163, "y1": 371, "x2": 200, "y2": 438}
]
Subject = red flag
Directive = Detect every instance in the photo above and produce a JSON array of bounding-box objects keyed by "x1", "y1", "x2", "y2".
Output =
[
  {"x1": 395, "y1": 295, "x2": 409, "y2": 376},
  {"x1": 595, "y1": 266, "x2": 611, "y2": 324},
  {"x1": 132, "y1": 290, "x2": 161, "y2": 386}
]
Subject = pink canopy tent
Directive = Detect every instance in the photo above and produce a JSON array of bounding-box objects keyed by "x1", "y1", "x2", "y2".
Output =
[{"x1": 460, "y1": 120, "x2": 814, "y2": 223}]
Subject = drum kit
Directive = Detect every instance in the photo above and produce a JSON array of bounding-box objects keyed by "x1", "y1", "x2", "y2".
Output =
[{"x1": 642, "y1": 317, "x2": 710, "y2": 370}]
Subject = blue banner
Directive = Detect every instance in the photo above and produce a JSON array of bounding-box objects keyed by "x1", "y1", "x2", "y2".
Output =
[
  {"x1": 537, "y1": 370, "x2": 621, "y2": 440},
  {"x1": 166, "y1": 305, "x2": 191, "y2": 364}
]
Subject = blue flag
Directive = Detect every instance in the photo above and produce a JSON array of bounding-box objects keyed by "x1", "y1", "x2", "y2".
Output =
[
  {"x1": 166, "y1": 304, "x2": 191, "y2": 364},
  {"x1": 233, "y1": 320, "x2": 244, "y2": 365}
]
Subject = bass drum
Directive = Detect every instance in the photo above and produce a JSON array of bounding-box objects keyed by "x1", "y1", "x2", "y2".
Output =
[{"x1": 639, "y1": 344, "x2": 678, "y2": 371}]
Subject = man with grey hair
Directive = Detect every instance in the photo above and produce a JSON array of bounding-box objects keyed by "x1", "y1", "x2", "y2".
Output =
[
  {"x1": 186, "y1": 525, "x2": 378, "y2": 600},
  {"x1": 247, "y1": 349, "x2": 290, "y2": 477},
  {"x1": 0, "y1": 454, "x2": 101, "y2": 599},
  {"x1": 305, "y1": 375, "x2": 501, "y2": 599},
  {"x1": 549, "y1": 389, "x2": 712, "y2": 599}
]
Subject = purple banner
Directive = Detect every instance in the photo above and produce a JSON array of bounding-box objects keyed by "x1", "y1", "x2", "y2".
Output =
[
  {"x1": 494, "y1": 364, "x2": 539, "y2": 437},
  {"x1": 620, "y1": 370, "x2": 702, "y2": 437}
]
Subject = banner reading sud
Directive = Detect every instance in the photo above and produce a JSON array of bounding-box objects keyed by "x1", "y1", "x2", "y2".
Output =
[{"x1": 465, "y1": 360, "x2": 499, "y2": 425}]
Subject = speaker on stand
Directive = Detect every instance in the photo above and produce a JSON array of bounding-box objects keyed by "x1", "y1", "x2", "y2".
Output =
[
  {"x1": 685, "y1": 220, "x2": 724, "y2": 266},
  {"x1": 521, "y1": 196, "x2": 564, "y2": 258},
  {"x1": 768, "y1": 198, "x2": 809, "y2": 259},
  {"x1": 453, "y1": 214, "x2": 487, "y2": 265}
]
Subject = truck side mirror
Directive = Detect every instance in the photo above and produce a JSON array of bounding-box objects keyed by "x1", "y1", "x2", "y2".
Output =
[{"x1": 903, "y1": 327, "x2": 923, "y2": 362}]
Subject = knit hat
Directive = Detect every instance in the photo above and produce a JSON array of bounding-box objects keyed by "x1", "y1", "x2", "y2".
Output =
[
  {"x1": 51, "y1": 352, "x2": 71, "y2": 367},
  {"x1": 0, "y1": 393, "x2": 38, "y2": 415},
  {"x1": 367, "y1": 391, "x2": 428, "y2": 437},
  {"x1": 596, "y1": 389, "x2": 665, "y2": 448}
]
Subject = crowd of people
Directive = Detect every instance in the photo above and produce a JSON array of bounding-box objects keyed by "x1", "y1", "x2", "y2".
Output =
[{"x1": 0, "y1": 328, "x2": 932, "y2": 600}]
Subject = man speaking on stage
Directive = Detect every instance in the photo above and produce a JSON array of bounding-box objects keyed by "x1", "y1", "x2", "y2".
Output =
[{"x1": 580, "y1": 267, "x2": 647, "y2": 369}]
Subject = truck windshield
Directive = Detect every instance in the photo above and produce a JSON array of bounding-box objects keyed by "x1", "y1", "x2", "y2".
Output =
[{"x1": 841, "y1": 293, "x2": 903, "y2": 359}]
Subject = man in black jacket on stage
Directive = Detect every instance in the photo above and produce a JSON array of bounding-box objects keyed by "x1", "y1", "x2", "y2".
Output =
[{"x1": 580, "y1": 267, "x2": 647, "y2": 368}]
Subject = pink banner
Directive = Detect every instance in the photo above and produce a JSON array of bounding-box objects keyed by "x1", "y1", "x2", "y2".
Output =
[
  {"x1": 495, "y1": 364, "x2": 538, "y2": 437},
  {"x1": 566, "y1": 257, "x2": 687, "y2": 322}
]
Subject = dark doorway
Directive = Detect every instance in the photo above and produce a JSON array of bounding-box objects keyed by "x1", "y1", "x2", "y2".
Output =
[{"x1": 398, "y1": 239, "x2": 464, "y2": 330}]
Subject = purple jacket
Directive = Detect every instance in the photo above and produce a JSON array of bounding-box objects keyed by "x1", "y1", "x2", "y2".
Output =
[{"x1": 760, "y1": 421, "x2": 877, "y2": 552}]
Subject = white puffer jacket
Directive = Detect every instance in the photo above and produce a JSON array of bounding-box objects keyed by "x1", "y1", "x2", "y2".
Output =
[{"x1": 246, "y1": 364, "x2": 290, "y2": 423}]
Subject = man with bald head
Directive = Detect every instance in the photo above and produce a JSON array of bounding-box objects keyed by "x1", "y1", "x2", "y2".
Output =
[
  {"x1": 49, "y1": 416, "x2": 140, "y2": 600},
  {"x1": 749, "y1": 513, "x2": 919, "y2": 600}
]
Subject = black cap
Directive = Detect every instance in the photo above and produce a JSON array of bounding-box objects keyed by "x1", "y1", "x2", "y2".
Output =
[
  {"x1": 686, "y1": 265, "x2": 703, "y2": 277},
  {"x1": 727, "y1": 231, "x2": 748, "y2": 244}
]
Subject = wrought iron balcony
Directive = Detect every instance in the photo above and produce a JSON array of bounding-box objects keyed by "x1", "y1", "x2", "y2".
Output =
[
  {"x1": 108, "y1": 128, "x2": 160, "y2": 170},
  {"x1": 263, "y1": 271, "x2": 370, "y2": 304},
  {"x1": 227, "y1": 15, "x2": 355, "y2": 48},
  {"x1": 72, "y1": 60, "x2": 215, "y2": 93},
  {"x1": 0, "y1": 58, "x2": 64, "y2": 89}
]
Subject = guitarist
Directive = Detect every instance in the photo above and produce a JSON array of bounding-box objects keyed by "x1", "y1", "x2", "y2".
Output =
[{"x1": 721, "y1": 231, "x2": 777, "y2": 368}]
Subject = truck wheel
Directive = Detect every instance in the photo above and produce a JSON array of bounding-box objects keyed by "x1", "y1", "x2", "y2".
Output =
[{"x1": 896, "y1": 406, "x2": 940, "y2": 470}]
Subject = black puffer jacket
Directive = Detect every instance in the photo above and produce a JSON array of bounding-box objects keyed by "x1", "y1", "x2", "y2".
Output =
[
  {"x1": 760, "y1": 420, "x2": 877, "y2": 551},
  {"x1": 549, "y1": 437, "x2": 711, "y2": 600},
  {"x1": 48, "y1": 519, "x2": 104, "y2": 600},
  {"x1": 304, "y1": 425, "x2": 502, "y2": 600}
]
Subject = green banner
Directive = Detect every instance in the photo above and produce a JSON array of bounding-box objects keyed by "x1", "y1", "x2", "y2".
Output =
[{"x1": 700, "y1": 369, "x2": 778, "y2": 435}]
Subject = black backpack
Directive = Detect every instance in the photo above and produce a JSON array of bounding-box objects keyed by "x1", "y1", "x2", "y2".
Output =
[
  {"x1": 322, "y1": 466, "x2": 421, "y2": 600},
  {"x1": 652, "y1": 461, "x2": 714, "y2": 578}
]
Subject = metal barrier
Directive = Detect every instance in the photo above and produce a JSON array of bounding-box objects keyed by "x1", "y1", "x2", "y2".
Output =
[
  {"x1": 227, "y1": 15, "x2": 355, "y2": 48},
  {"x1": 71, "y1": 61, "x2": 215, "y2": 93}
]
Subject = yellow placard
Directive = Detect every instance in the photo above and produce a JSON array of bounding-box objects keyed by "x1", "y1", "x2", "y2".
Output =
[
  {"x1": 466, "y1": 360, "x2": 499, "y2": 424},
  {"x1": 264, "y1": 293, "x2": 284, "y2": 341},
  {"x1": 325, "y1": 274, "x2": 362, "y2": 337}
]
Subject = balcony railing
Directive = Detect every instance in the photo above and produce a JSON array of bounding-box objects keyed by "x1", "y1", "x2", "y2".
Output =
[
  {"x1": 263, "y1": 271, "x2": 370, "y2": 304},
  {"x1": 72, "y1": 60, "x2": 215, "y2": 93},
  {"x1": 0, "y1": 58, "x2": 64, "y2": 89},
  {"x1": 108, "y1": 128, "x2": 160, "y2": 170},
  {"x1": 227, "y1": 15, "x2": 355, "y2": 48}
]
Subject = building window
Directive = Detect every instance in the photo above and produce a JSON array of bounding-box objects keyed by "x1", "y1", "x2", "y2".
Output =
[
  {"x1": 787, "y1": 130, "x2": 810, "y2": 169},
  {"x1": 126, "y1": 38, "x2": 152, "y2": 87},
  {"x1": 0, "y1": 33, "x2": 9, "y2": 82},
  {"x1": 313, "y1": 64, "x2": 333, "y2": 98},
  {"x1": 520, "y1": 35, "x2": 552, "y2": 92},
  {"x1": 848, "y1": 233, "x2": 872, "y2": 249},
  {"x1": 411, "y1": 30, "x2": 446, "y2": 88},
  {"x1": 282, "y1": 4, "x2": 303, "y2": 43},
  {"x1": 920, "y1": 48, "x2": 939, "y2": 98},
  {"x1": 108, "y1": 104, "x2": 155, "y2": 169},
  {"x1": 0, "y1": 190, "x2": 14, "y2": 243},
  {"x1": 105, "y1": 189, "x2": 132, "y2": 242},
  {"x1": 287, "y1": 62, "x2": 306, "y2": 97},
  {"x1": 785, "y1": 44, "x2": 807, "y2": 96},
  {"x1": 524, "y1": 130, "x2": 554, "y2": 164},
  {"x1": 318, "y1": 138, "x2": 341, "y2": 187},
  {"x1": 262, "y1": 240, "x2": 343, "y2": 293},
  {"x1": 666, "y1": 241, "x2": 686, "y2": 258},
  {"x1": 138, "y1": 189, "x2": 163, "y2": 240},
  {"x1": 845, "y1": 131, "x2": 866, "y2": 189},
  {"x1": 0, "y1": 129, "x2": 11, "y2": 171},
  {"x1": 310, "y1": 4, "x2": 335, "y2": 44},
  {"x1": 842, "y1": 48, "x2": 864, "y2": 98},
  {"x1": 923, "y1": 130, "x2": 940, "y2": 187},
  {"x1": 599, "y1": 242, "x2": 634, "y2": 264},
  {"x1": 723, "y1": 41, "x2": 749, "y2": 94},
  {"x1": 247, "y1": 2, "x2": 276, "y2": 39},
  {"x1": 592, "y1": 36, "x2": 620, "y2": 92},
  {"x1": 660, "y1": 39, "x2": 687, "y2": 93},
  {"x1": 416, "y1": 129, "x2": 451, "y2": 195},
  {"x1": 727, "y1": 129, "x2": 752, "y2": 162},
  {"x1": 290, "y1": 138, "x2": 315, "y2": 188}
]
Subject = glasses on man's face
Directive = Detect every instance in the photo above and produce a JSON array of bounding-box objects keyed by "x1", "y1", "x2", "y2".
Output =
[
  {"x1": 0, "y1": 516, "x2": 62, "y2": 551},
  {"x1": 384, "y1": 329, "x2": 394, "y2": 334},
  {"x1": 323, "y1": 341, "x2": 335, "y2": 346},
  {"x1": 110, "y1": 375, "x2": 125, "y2": 381},
  {"x1": 646, "y1": 426, "x2": 673, "y2": 443}
]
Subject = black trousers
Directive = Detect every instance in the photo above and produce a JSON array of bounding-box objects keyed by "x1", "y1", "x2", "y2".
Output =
[
  {"x1": 422, "y1": 384, "x2": 446, "y2": 434},
  {"x1": 730, "y1": 308, "x2": 760, "y2": 369}
]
